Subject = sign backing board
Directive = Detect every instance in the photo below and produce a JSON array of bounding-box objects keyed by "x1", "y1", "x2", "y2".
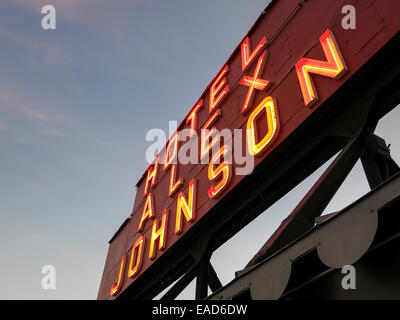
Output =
[{"x1": 98, "y1": 0, "x2": 400, "y2": 299}]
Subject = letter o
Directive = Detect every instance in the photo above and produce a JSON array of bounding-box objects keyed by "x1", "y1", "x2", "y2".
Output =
[{"x1": 246, "y1": 96, "x2": 279, "y2": 155}]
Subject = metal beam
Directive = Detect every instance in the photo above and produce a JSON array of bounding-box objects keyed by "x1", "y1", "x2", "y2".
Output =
[
  {"x1": 208, "y1": 173, "x2": 400, "y2": 300},
  {"x1": 246, "y1": 131, "x2": 367, "y2": 268},
  {"x1": 208, "y1": 263, "x2": 222, "y2": 292},
  {"x1": 361, "y1": 132, "x2": 400, "y2": 189},
  {"x1": 195, "y1": 255, "x2": 209, "y2": 299},
  {"x1": 160, "y1": 263, "x2": 199, "y2": 300}
]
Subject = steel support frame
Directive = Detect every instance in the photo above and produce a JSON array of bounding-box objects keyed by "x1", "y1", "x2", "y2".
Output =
[
  {"x1": 207, "y1": 172, "x2": 400, "y2": 300},
  {"x1": 245, "y1": 129, "x2": 400, "y2": 270}
]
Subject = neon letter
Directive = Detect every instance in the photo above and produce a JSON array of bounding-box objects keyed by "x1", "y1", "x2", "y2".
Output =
[
  {"x1": 149, "y1": 210, "x2": 168, "y2": 260},
  {"x1": 128, "y1": 236, "x2": 144, "y2": 278},
  {"x1": 138, "y1": 193, "x2": 155, "y2": 232},
  {"x1": 143, "y1": 159, "x2": 158, "y2": 197},
  {"x1": 247, "y1": 96, "x2": 279, "y2": 156},
  {"x1": 186, "y1": 99, "x2": 203, "y2": 133},
  {"x1": 295, "y1": 28, "x2": 348, "y2": 107},
  {"x1": 175, "y1": 179, "x2": 196, "y2": 235},
  {"x1": 169, "y1": 163, "x2": 183, "y2": 197},
  {"x1": 240, "y1": 51, "x2": 270, "y2": 114},
  {"x1": 209, "y1": 65, "x2": 229, "y2": 113},
  {"x1": 163, "y1": 131, "x2": 183, "y2": 197},
  {"x1": 110, "y1": 255, "x2": 125, "y2": 296},
  {"x1": 241, "y1": 36, "x2": 267, "y2": 71},
  {"x1": 200, "y1": 109, "x2": 222, "y2": 160},
  {"x1": 208, "y1": 145, "x2": 232, "y2": 198},
  {"x1": 164, "y1": 132, "x2": 179, "y2": 169}
]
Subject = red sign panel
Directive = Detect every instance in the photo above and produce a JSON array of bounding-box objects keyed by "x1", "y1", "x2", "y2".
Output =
[{"x1": 98, "y1": 0, "x2": 400, "y2": 299}]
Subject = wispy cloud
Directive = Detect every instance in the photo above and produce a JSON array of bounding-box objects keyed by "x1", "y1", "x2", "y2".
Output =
[
  {"x1": 10, "y1": 0, "x2": 112, "y2": 29},
  {"x1": 39, "y1": 129, "x2": 69, "y2": 138},
  {"x1": 0, "y1": 26, "x2": 72, "y2": 66},
  {"x1": 11, "y1": 0, "x2": 105, "y2": 17},
  {"x1": 12, "y1": 128, "x2": 72, "y2": 146},
  {"x1": 0, "y1": 84, "x2": 72, "y2": 125},
  {"x1": 0, "y1": 87, "x2": 50, "y2": 122},
  {"x1": 8, "y1": 0, "x2": 147, "y2": 41},
  {"x1": 0, "y1": 122, "x2": 7, "y2": 131}
]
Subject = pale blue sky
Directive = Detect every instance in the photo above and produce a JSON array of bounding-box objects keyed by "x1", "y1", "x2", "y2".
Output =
[{"x1": 0, "y1": 0, "x2": 398, "y2": 299}]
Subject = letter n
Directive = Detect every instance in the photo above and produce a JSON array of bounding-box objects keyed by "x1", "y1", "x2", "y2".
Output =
[
  {"x1": 175, "y1": 179, "x2": 196, "y2": 235},
  {"x1": 295, "y1": 29, "x2": 347, "y2": 107}
]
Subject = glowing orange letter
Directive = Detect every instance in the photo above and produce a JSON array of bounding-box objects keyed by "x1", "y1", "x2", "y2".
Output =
[
  {"x1": 128, "y1": 236, "x2": 144, "y2": 278},
  {"x1": 164, "y1": 132, "x2": 179, "y2": 170},
  {"x1": 241, "y1": 36, "x2": 267, "y2": 71},
  {"x1": 143, "y1": 160, "x2": 158, "y2": 197},
  {"x1": 239, "y1": 51, "x2": 270, "y2": 114},
  {"x1": 138, "y1": 193, "x2": 155, "y2": 232},
  {"x1": 149, "y1": 209, "x2": 168, "y2": 260},
  {"x1": 110, "y1": 254, "x2": 125, "y2": 296},
  {"x1": 169, "y1": 163, "x2": 183, "y2": 197},
  {"x1": 208, "y1": 145, "x2": 232, "y2": 199},
  {"x1": 295, "y1": 29, "x2": 347, "y2": 107},
  {"x1": 164, "y1": 132, "x2": 183, "y2": 197},
  {"x1": 186, "y1": 99, "x2": 203, "y2": 133},
  {"x1": 209, "y1": 65, "x2": 229, "y2": 113},
  {"x1": 200, "y1": 109, "x2": 222, "y2": 160},
  {"x1": 175, "y1": 179, "x2": 196, "y2": 235},
  {"x1": 247, "y1": 96, "x2": 279, "y2": 156}
]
